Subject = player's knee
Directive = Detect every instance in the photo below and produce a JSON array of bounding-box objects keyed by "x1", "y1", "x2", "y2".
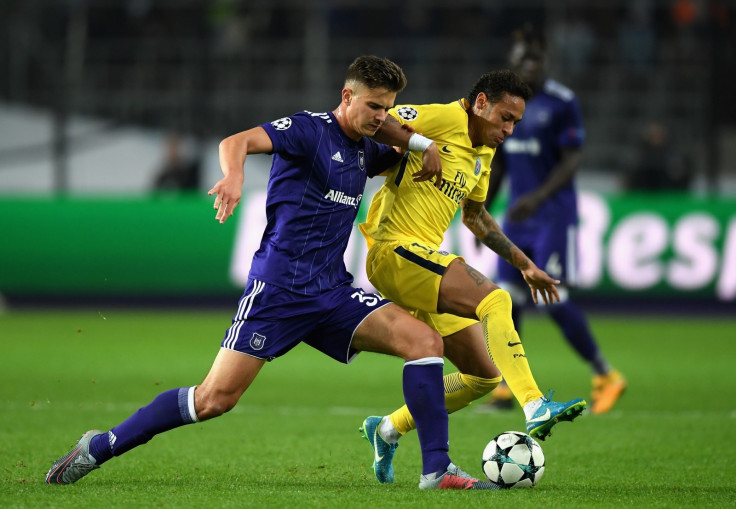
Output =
[
  {"x1": 494, "y1": 287, "x2": 512, "y2": 305},
  {"x1": 194, "y1": 388, "x2": 239, "y2": 421},
  {"x1": 405, "y1": 327, "x2": 443, "y2": 359},
  {"x1": 425, "y1": 330, "x2": 444, "y2": 357},
  {"x1": 485, "y1": 288, "x2": 515, "y2": 315}
]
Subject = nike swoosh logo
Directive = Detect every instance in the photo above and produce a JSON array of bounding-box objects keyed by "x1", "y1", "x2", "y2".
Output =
[
  {"x1": 527, "y1": 409, "x2": 551, "y2": 423},
  {"x1": 507, "y1": 341, "x2": 522, "y2": 347},
  {"x1": 373, "y1": 433, "x2": 384, "y2": 463},
  {"x1": 442, "y1": 145, "x2": 451, "y2": 153}
]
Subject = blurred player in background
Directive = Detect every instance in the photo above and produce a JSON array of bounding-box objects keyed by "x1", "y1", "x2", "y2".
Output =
[
  {"x1": 482, "y1": 27, "x2": 626, "y2": 414},
  {"x1": 46, "y1": 55, "x2": 501, "y2": 491},
  {"x1": 358, "y1": 69, "x2": 586, "y2": 484}
]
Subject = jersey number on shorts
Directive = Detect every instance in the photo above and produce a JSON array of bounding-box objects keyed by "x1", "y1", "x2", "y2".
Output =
[{"x1": 351, "y1": 289, "x2": 382, "y2": 307}]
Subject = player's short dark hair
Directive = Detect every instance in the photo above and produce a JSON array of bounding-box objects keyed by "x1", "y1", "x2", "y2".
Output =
[
  {"x1": 345, "y1": 55, "x2": 407, "y2": 93},
  {"x1": 509, "y1": 23, "x2": 546, "y2": 67},
  {"x1": 467, "y1": 70, "x2": 532, "y2": 106}
]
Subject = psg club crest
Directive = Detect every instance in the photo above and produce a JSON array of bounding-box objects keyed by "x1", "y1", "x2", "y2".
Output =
[
  {"x1": 396, "y1": 106, "x2": 418, "y2": 121},
  {"x1": 271, "y1": 117, "x2": 292, "y2": 130},
  {"x1": 250, "y1": 332, "x2": 267, "y2": 350},
  {"x1": 358, "y1": 150, "x2": 365, "y2": 171},
  {"x1": 475, "y1": 157, "x2": 481, "y2": 175}
]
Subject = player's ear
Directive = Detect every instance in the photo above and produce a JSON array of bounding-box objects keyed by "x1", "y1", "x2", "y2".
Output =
[
  {"x1": 472, "y1": 92, "x2": 489, "y2": 114},
  {"x1": 342, "y1": 87, "x2": 353, "y2": 106}
]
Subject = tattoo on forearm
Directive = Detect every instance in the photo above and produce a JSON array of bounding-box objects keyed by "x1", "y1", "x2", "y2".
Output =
[
  {"x1": 482, "y1": 231, "x2": 529, "y2": 270},
  {"x1": 462, "y1": 200, "x2": 529, "y2": 270},
  {"x1": 460, "y1": 261, "x2": 487, "y2": 286}
]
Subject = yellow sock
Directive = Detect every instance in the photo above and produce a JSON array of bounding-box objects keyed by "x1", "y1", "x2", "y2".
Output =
[
  {"x1": 388, "y1": 372, "x2": 502, "y2": 435},
  {"x1": 476, "y1": 289, "x2": 542, "y2": 407}
]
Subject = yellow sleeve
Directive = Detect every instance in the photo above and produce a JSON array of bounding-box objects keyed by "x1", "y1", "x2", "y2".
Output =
[
  {"x1": 389, "y1": 104, "x2": 460, "y2": 141},
  {"x1": 467, "y1": 155, "x2": 492, "y2": 203}
]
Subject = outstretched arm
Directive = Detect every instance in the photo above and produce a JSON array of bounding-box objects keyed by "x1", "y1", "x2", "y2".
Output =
[
  {"x1": 461, "y1": 198, "x2": 560, "y2": 305},
  {"x1": 210, "y1": 126, "x2": 273, "y2": 224},
  {"x1": 373, "y1": 116, "x2": 443, "y2": 189}
]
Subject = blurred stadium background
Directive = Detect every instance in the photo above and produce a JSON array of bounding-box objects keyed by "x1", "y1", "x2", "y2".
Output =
[{"x1": 1, "y1": 0, "x2": 735, "y2": 311}]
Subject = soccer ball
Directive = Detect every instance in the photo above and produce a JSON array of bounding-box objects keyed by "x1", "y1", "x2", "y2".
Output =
[{"x1": 481, "y1": 431, "x2": 545, "y2": 488}]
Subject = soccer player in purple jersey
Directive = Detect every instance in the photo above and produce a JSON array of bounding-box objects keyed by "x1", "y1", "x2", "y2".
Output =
[
  {"x1": 483, "y1": 29, "x2": 626, "y2": 414},
  {"x1": 45, "y1": 55, "x2": 500, "y2": 490}
]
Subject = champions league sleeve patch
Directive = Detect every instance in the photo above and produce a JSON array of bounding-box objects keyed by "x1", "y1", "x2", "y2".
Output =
[
  {"x1": 271, "y1": 117, "x2": 292, "y2": 130},
  {"x1": 396, "y1": 106, "x2": 418, "y2": 121}
]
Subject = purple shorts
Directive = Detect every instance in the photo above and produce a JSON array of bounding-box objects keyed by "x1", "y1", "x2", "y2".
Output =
[{"x1": 220, "y1": 278, "x2": 390, "y2": 363}]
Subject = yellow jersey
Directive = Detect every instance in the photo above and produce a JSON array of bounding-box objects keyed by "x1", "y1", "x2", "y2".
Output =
[{"x1": 360, "y1": 99, "x2": 494, "y2": 248}]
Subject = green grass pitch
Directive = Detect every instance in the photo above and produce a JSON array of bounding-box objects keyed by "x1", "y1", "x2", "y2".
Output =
[{"x1": 1, "y1": 308, "x2": 735, "y2": 508}]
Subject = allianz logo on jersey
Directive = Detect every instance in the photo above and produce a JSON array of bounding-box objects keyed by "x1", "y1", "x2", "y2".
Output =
[
  {"x1": 324, "y1": 189, "x2": 363, "y2": 208},
  {"x1": 503, "y1": 138, "x2": 541, "y2": 156}
]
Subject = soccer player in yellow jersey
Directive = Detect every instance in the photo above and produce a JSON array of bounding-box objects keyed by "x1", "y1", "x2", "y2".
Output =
[{"x1": 358, "y1": 70, "x2": 586, "y2": 484}]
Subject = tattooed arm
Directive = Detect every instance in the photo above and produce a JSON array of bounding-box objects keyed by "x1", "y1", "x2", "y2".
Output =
[
  {"x1": 462, "y1": 199, "x2": 527, "y2": 270},
  {"x1": 461, "y1": 198, "x2": 560, "y2": 305}
]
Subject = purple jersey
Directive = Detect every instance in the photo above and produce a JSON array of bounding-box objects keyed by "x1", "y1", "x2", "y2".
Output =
[
  {"x1": 499, "y1": 79, "x2": 585, "y2": 228},
  {"x1": 252, "y1": 110, "x2": 400, "y2": 296}
]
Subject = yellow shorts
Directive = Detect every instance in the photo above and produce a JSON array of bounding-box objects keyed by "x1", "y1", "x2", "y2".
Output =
[{"x1": 366, "y1": 239, "x2": 478, "y2": 337}]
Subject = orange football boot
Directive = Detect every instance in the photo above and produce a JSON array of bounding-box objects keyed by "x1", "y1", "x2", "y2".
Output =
[{"x1": 591, "y1": 369, "x2": 627, "y2": 414}]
